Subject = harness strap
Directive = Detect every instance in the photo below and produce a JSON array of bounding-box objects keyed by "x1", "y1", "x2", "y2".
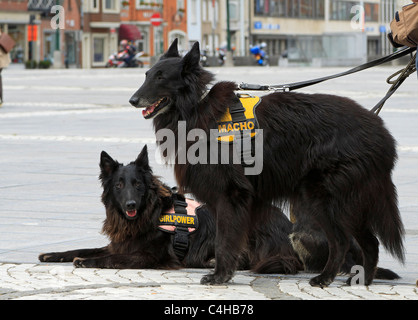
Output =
[
  {"x1": 171, "y1": 191, "x2": 189, "y2": 260},
  {"x1": 229, "y1": 95, "x2": 254, "y2": 167},
  {"x1": 158, "y1": 188, "x2": 201, "y2": 261}
]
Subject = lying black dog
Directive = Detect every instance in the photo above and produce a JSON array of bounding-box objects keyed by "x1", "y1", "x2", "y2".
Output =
[{"x1": 39, "y1": 146, "x2": 301, "y2": 274}]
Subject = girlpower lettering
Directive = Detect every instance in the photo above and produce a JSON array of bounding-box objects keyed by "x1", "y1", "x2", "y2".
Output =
[{"x1": 159, "y1": 214, "x2": 195, "y2": 226}]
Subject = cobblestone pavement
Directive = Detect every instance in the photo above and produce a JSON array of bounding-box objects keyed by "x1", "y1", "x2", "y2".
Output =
[
  {"x1": 0, "y1": 263, "x2": 417, "y2": 300},
  {"x1": 0, "y1": 65, "x2": 417, "y2": 300}
]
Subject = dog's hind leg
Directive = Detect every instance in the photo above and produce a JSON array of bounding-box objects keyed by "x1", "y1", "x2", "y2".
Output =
[
  {"x1": 292, "y1": 184, "x2": 350, "y2": 287},
  {"x1": 308, "y1": 214, "x2": 350, "y2": 288},
  {"x1": 348, "y1": 229, "x2": 379, "y2": 285}
]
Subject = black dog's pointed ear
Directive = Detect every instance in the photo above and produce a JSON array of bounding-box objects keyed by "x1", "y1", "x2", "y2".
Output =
[
  {"x1": 100, "y1": 151, "x2": 118, "y2": 177},
  {"x1": 160, "y1": 38, "x2": 179, "y2": 60},
  {"x1": 182, "y1": 42, "x2": 200, "y2": 75},
  {"x1": 135, "y1": 145, "x2": 150, "y2": 170}
]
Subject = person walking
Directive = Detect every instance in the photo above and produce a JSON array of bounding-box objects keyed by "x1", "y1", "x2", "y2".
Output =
[{"x1": 0, "y1": 30, "x2": 12, "y2": 107}]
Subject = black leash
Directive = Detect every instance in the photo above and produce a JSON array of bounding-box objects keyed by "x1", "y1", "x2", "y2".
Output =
[
  {"x1": 239, "y1": 46, "x2": 417, "y2": 113},
  {"x1": 371, "y1": 51, "x2": 417, "y2": 114}
]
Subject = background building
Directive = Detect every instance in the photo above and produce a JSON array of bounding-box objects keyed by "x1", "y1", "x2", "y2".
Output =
[
  {"x1": 39, "y1": 0, "x2": 82, "y2": 68},
  {"x1": 188, "y1": 0, "x2": 249, "y2": 57},
  {"x1": 81, "y1": 0, "x2": 121, "y2": 68},
  {"x1": 121, "y1": 0, "x2": 187, "y2": 56},
  {"x1": 0, "y1": 0, "x2": 34, "y2": 64},
  {"x1": 0, "y1": 0, "x2": 414, "y2": 68}
]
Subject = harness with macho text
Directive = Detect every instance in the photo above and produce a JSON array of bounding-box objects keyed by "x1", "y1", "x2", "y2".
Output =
[
  {"x1": 216, "y1": 94, "x2": 262, "y2": 167},
  {"x1": 216, "y1": 94, "x2": 261, "y2": 143}
]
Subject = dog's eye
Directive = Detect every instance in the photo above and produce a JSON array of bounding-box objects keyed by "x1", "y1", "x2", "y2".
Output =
[
  {"x1": 156, "y1": 71, "x2": 163, "y2": 81},
  {"x1": 134, "y1": 181, "x2": 142, "y2": 189},
  {"x1": 115, "y1": 182, "x2": 123, "y2": 190}
]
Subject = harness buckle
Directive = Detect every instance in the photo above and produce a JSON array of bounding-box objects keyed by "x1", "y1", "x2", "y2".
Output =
[{"x1": 270, "y1": 85, "x2": 290, "y2": 92}]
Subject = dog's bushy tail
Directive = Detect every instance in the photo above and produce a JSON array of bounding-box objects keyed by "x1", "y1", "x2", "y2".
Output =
[
  {"x1": 375, "y1": 267, "x2": 401, "y2": 280},
  {"x1": 371, "y1": 177, "x2": 405, "y2": 264}
]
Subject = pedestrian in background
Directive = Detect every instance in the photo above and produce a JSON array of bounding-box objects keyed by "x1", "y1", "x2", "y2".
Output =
[{"x1": 0, "y1": 30, "x2": 12, "y2": 107}]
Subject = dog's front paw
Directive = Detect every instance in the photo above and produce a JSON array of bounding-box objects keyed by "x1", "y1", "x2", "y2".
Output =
[
  {"x1": 73, "y1": 257, "x2": 89, "y2": 268},
  {"x1": 309, "y1": 275, "x2": 333, "y2": 288},
  {"x1": 200, "y1": 272, "x2": 232, "y2": 285},
  {"x1": 39, "y1": 253, "x2": 66, "y2": 262},
  {"x1": 38, "y1": 253, "x2": 52, "y2": 262}
]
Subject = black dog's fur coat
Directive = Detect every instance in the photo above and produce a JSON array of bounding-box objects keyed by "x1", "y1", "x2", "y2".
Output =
[
  {"x1": 129, "y1": 39, "x2": 405, "y2": 287},
  {"x1": 39, "y1": 146, "x2": 302, "y2": 274}
]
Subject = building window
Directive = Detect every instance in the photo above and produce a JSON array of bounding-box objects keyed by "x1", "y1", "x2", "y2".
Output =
[
  {"x1": 270, "y1": 0, "x2": 286, "y2": 17},
  {"x1": 177, "y1": 0, "x2": 184, "y2": 11},
  {"x1": 300, "y1": 0, "x2": 313, "y2": 18},
  {"x1": 330, "y1": 1, "x2": 349, "y2": 20},
  {"x1": 87, "y1": 0, "x2": 99, "y2": 12},
  {"x1": 229, "y1": 1, "x2": 239, "y2": 21},
  {"x1": 330, "y1": 1, "x2": 379, "y2": 21},
  {"x1": 92, "y1": 34, "x2": 110, "y2": 67},
  {"x1": 365, "y1": 3, "x2": 379, "y2": 22},
  {"x1": 105, "y1": 0, "x2": 115, "y2": 10},
  {"x1": 254, "y1": 0, "x2": 324, "y2": 19},
  {"x1": 93, "y1": 37, "x2": 105, "y2": 63},
  {"x1": 102, "y1": 0, "x2": 119, "y2": 13},
  {"x1": 287, "y1": 0, "x2": 299, "y2": 17},
  {"x1": 315, "y1": 0, "x2": 325, "y2": 19}
]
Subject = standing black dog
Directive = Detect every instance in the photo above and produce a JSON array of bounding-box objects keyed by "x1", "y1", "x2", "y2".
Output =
[
  {"x1": 39, "y1": 146, "x2": 302, "y2": 274},
  {"x1": 129, "y1": 39, "x2": 405, "y2": 287}
]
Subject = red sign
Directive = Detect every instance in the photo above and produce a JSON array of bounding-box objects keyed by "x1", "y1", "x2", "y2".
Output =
[
  {"x1": 27, "y1": 25, "x2": 38, "y2": 42},
  {"x1": 150, "y1": 12, "x2": 163, "y2": 26}
]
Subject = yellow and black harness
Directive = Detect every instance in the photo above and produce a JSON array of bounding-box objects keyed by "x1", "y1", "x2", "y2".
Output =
[
  {"x1": 158, "y1": 191, "x2": 200, "y2": 260},
  {"x1": 216, "y1": 93, "x2": 262, "y2": 166},
  {"x1": 216, "y1": 94, "x2": 261, "y2": 143}
]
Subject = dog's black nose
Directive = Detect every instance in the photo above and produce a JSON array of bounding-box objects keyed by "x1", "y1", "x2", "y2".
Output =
[
  {"x1": 126, "y1": 200, "x2": 136, "y2": 210},
  {"x1": 129, "y1": 96, "x2": 138, "y2": 107}
]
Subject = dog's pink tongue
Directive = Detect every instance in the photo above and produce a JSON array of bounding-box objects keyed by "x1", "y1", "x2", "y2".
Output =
[
  {"x1": 126, "y1": 210, "x2": 137, "y2": 217},
  {"x1": 142, "y1": 105, "x2": 155, "y2": 117}
]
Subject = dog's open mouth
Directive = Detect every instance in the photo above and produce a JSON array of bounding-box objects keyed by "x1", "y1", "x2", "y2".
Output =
[
  {"x1": 125, "y1": 210, "x2": 137, "y2": 219},
  {"x1": 142, "y1": 97, "x2": 170, "y2": 119}
]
